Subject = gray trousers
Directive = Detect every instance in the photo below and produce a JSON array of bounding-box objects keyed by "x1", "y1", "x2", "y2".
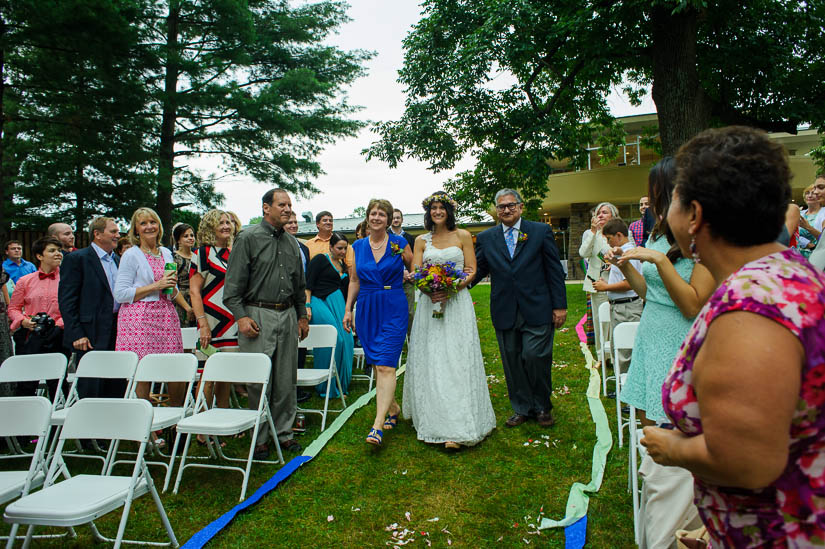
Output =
[
  {"x1": 610, "y1": 298, "x2": 644, "y2": 376},
  {"x1": 239, "y1": 306, "x2": 298, "y2": 445},
  {"x1": 495, "y1": 312, "x2": 555, "y2": 416}
]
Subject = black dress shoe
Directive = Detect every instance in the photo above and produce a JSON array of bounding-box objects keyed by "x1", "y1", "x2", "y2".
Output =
[
  {"x1": 280, "y1": 439, "x2": 303, "y2": 453},
  {"x1": 253, "y1": 444, "x2": 270, "y2": 460},
  {"x1": 297, "y1": 390, "x2": 312, "y2": 403},
  {"x1": 536, "y1": 411, "x2": 555, "y2": 427},
  {"x1": 505, "y1": 413, "x2": 529, "y2": 427}
]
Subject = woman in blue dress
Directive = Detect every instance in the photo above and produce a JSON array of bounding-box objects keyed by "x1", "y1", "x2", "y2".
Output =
[
  {"x1": 612, "y1": 157, "x2": 716, "y2": 425},
  {"x1": 344, "y1": 198, "x2": 413, "y2": 446},
  {"x1": 306, "y1": 231, "x2": 354, "y2": 398}
]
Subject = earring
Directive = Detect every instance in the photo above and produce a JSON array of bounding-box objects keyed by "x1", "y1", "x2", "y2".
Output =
[{"x1": 689, "y1": 235, "x2": 700, "y2": 263}]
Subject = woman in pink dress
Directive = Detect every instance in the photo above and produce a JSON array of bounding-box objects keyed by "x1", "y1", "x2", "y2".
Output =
[
  {"x1": 114, "y1": 207, "x2": 183, "y2": 403},
  {"x1": 642, "y1": 126, "x2": 825, "y2": 547}
]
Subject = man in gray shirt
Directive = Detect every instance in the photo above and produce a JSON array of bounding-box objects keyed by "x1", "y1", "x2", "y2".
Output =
[{"x1": 224, "y1": 188, "x2": 309, "y2": 458}]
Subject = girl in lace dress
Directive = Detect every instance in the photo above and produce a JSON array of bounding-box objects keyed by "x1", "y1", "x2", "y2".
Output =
[{"x1": 403, "y1": 192, "x2": 495, "y2": 449}]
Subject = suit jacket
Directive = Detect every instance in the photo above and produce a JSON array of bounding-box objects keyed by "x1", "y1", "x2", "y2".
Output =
[
  {"x1": 474, "y1": 219, "x2": 567, "y2": 331},
  {"x1": 58, "y1": 246, "x2": 119, "y2": 350},
  {"x1": 298, "y1": 241, "x2": 310, "y2": 274}
]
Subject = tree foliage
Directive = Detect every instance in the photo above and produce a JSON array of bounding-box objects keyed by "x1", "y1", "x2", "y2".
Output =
[
  {"x1": 366, "y1": 0, "x2": 825, "y2": 214},
  {"x1": 0, "y1": 0, "x2": 369, "y2": 241},
  {"x1": 1, "y1": 0, "x2": 155, "y2": 235},
  {"x1": 146, "y1": 0, "x2": 370, "y2": 241}
]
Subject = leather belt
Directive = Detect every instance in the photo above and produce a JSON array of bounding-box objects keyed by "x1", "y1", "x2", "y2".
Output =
[
  {"x1": 247, "y1": 299, "x2": 294, "y2": 311},
  {"x1": 609, "y1": 296, "x2": 641, "y2": 305}
]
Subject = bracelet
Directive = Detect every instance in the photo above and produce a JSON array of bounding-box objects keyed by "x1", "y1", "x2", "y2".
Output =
[{"x1": 196, "y1": 315, "x2": 206, "y2": 320}]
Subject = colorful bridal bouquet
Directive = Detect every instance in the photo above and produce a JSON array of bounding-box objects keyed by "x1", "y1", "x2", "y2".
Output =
[{"x1": 412, "y1": 261, "x2": 468, "y2": 318}]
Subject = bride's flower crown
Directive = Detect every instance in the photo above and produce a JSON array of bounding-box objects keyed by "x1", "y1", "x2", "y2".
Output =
[{"x1": 421, "y1": 192, "x2": 458, "y2": 211}]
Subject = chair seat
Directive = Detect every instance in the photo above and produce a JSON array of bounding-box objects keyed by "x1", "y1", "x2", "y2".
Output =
[
  {"x1": 0, "y1": 471, "x2": 45, "y2": 506},
  {"x1": 151, "y1": 407, "x2": 188, "y2": 430},
  {"x1": 353, "y1": 348, "x2": 364, "y2": 357},
  {"x1": 296, "y1": 370, "x2": 330, "y2": 386},
  {"x1": 175, "y1": 408, "x2": 260, "y2": 436},
  {"x1": 4, "y1": 475, "x2": 148, "y2": 527}
]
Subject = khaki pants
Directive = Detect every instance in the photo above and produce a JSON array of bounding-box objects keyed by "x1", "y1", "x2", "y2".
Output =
[
  {"x1": 239, "y1": 306, "x2": 298, "y2": 445},
  {"x1": 610, "y1": 297, "x2": 644, "y2": 375},
  {"x1": 638, "y1": 454, "x2": 702, "y2": 549}
]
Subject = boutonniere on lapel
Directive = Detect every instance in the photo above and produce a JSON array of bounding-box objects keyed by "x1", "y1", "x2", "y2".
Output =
[
  {"x1": 517, "y1": 231, "x2": 528, "y2": 243},
  {"x1": 390, "y1": 242, "x2": 403, "y2": 256}
]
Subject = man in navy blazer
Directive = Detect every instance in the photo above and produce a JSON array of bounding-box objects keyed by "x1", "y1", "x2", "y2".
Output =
[
  {"x1": 58, "y1": 217, "x2": 123, "y2": 398},
  {"x1": 474, "y1": 188, "x2": 567, "y2": 427}
]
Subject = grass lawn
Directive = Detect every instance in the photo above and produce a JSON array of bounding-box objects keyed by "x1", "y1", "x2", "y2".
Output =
[{"x1": 0, "y1": 283, "x2": 635, "y2": 547}]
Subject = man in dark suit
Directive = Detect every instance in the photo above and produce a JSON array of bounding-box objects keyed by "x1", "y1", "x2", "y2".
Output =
[
  {"x1": 58, "y1": 216, "x2": 123, "y2": 398},
  {"x1": 474, "y1": 188, "x2": 567, "y2": 427}
]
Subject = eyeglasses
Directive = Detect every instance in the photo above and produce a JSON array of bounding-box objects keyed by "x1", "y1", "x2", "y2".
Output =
[{"x1": 495, "y1": 202, "x2": 521, "y2": 212}]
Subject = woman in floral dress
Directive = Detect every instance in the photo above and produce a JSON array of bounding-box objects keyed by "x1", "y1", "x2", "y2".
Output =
[{"x1": 642, "y1": 126, "x2": 825, "y2": 547}]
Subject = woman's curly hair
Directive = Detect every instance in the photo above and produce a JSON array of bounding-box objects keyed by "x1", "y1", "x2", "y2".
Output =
[{"x1": 197, "y1": 209, "x2": 233, "y2": 248}]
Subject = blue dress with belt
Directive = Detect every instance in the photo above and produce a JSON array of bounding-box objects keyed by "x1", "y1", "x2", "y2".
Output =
[{"x1": 353, "y1": 234, "x2": 408, "y2": 367}]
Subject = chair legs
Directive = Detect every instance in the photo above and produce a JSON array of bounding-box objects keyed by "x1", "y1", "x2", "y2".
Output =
[{"x1": 628, "y1": 406, "x2": 641, "y2": 545}]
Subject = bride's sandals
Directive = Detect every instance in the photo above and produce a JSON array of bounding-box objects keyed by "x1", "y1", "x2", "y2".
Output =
[
  {"x1": 444, "y1": 441, "x2": 460, "y2": 450},
  {"x1": 366, "y1": 428, "x2": 383, "y2": 446},
  {"x1": 383, "y1": 413, "x2": 399, "y2": 430}
]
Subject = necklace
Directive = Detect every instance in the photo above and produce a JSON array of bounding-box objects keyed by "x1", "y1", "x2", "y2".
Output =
[
  {"x1": 141, "y1": 245, "x2": 160, "y2": 257},
  {"x1": 369, "y1": 234, "x2": 388, "y2": 250}
]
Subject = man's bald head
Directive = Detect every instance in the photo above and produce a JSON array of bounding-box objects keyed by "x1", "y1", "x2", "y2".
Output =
[{"x1": 48, "y1": 223, "x2": 75, "y2": 251}]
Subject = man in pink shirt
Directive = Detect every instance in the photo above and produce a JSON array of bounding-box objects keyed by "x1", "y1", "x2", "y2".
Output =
[{"x1": 8, "y1": 236, "x2": 66, "y2": 396}]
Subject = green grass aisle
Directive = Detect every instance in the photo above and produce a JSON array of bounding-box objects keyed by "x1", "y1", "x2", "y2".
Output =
[{"x1": 0, "y1": 284, "x2": 636, "y2": 547}]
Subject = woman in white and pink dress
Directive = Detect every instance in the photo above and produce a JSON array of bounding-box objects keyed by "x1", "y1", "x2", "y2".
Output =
[{"x1": 114, "y1": 207, "x2": 183, "y2": 403}]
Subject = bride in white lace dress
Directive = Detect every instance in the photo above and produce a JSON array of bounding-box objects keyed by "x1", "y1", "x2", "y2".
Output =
[{"x1": 403, "y1": 192, "x2": 496, "y2": 449}]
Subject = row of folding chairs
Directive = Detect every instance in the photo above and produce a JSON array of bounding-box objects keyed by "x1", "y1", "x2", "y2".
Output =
[
  {"x1": 0, "y1": 351, "x2": 292, "y2": 546},
  {"x1": 1, "y1": 397, "x2": 178, "y2": 548}
]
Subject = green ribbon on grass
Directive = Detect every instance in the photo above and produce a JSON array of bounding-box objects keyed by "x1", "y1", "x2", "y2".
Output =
[{"x1": 539, "y1": 342, "x2": 613, "y2": 530}]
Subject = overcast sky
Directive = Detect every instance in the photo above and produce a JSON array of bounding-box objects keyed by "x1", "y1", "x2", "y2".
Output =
[{"x1": 211, "y1": 1, "x2": 656, "y2": 224}]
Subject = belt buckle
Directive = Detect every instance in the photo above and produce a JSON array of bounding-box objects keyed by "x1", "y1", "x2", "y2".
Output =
[{"x1": 383, "y1": 285, "x2": 391, "y2": 290}]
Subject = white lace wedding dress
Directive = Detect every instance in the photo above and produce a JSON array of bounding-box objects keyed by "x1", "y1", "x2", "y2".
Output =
[{"x1": 402, "y1": 233, "x2": 496, "y2": 446}]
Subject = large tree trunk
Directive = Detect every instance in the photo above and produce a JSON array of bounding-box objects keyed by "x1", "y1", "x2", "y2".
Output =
[
  {"x1": 156, "y1": 3, "x2": 180, "y2": 246},
  {"x1": 0, "y1": 15, "x2": 8, "y2": 242},
  {"x1": 650, "y1": 6, "x2": 711, "y2": 156}
]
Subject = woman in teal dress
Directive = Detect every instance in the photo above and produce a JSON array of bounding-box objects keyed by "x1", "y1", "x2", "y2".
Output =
[
  {"x1": 612, "y1": 157, "x2": 716, "y2": 425},
  {"x1": 344, "y1": 199, "x2": 413, "y2": 446},
  {"x1": 306, "y1": 232, "x2": 354, "y2": 398}
]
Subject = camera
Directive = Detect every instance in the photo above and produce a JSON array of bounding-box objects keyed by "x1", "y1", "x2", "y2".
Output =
[{"x1": 30, "y1": 312, "x2": 56, "y2": 336}]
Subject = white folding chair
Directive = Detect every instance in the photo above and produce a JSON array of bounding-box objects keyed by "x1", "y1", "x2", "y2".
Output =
[
  {"x1": 297, "y1": 325, "x2": 346, "y2": 431},
  {"x1": 627, "y1": 400, "x2": 644, "y2": 545},
  {"x1": 350, "y1": 348, "x2": 374, "y2": 390},
  {"x1": 597, "y1": 301, "x2": 612, "y2": 395},
  {"x1": 612, "y1": 321, "x2": 639, "y2": 448},
  {"x1": 0, "y1": 354, "x2": 68, "y2": 458},
  {"x1": 46, "y1": 351, "x2": 139, "y2": 463},
  {"x1": 4, "y1": 398, "x2": 178, "y2": 549},
  {"x1": 0, "y1": 397, "x2": 74, "y2": 544},
  {"x1": 171, "y1": 352, "x2": 284, "y2": 501},
  {"x1": 180, "y1": 328, "x2": 197, "y2": 352},
  {"x1": 111, "y1": 354, "x2": 198, "y2": 474}
]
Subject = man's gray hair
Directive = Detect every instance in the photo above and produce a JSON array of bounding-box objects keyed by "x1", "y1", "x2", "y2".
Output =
[
  {"x1": 594, "y1": 201, "x2": 620, "y2": 219},
  {"x1": 494, "y1": 188, "x2": 523, "y2": 204}
]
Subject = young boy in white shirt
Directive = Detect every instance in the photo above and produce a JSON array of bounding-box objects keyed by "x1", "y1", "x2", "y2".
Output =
[{"x1": 593, "y1": 219, "x2": 643, "y2": 378}]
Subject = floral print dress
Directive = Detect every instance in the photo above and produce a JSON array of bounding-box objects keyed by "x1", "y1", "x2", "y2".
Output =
[{"x1": 663, "y1": 248, "x2": 825, "y2": 547}]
